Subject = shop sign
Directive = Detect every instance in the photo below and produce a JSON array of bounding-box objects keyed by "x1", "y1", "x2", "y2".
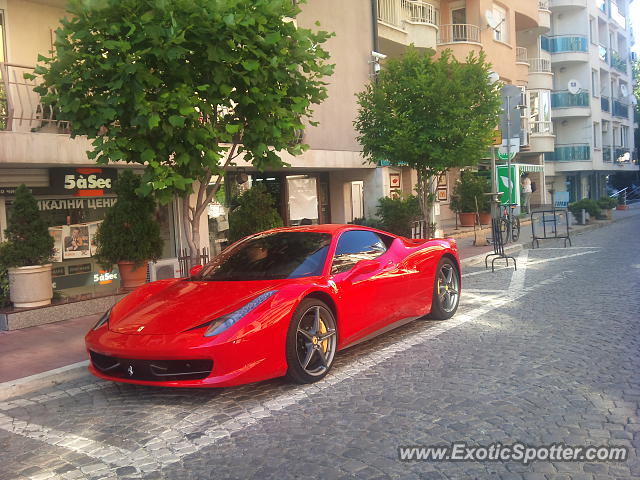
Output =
[
  {"x1": 38, "y1": 198, "x2": 116, "y2": 211},
  {"x1": 49, "y1": 168, "x2": 117, "y2": 196},
  {"x1": 68, "y1": 263, "x2": 92, "y2": 275},
  {"x1": 94, "y1": 270, "x2": 118, "y2": 285}
]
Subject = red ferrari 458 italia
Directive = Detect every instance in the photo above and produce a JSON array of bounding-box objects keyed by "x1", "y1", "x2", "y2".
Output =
[{"x1": 86, "y1": 225, "x2": 461, "y2": 387}]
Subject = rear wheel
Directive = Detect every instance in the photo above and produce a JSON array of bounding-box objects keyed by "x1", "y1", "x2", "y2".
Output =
[
  {"x1": 511, "y1": 216, "x2": 521, "y2": 242},
  {"x1": 285, "y1": 299, "x2": 337, "y2": 384},
  {"x1": 427, "y1": 258, "x2": 460, "y2": 320}
]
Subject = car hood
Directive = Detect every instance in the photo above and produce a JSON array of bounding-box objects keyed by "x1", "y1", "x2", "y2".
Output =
[{"x1": 109, "y1": 279, "x2": 288, "y2": 335}]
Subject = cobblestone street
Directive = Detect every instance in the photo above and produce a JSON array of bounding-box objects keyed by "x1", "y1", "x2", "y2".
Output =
[{"x1": 1, "y1": 215, "x2": 639, "y2": 480}]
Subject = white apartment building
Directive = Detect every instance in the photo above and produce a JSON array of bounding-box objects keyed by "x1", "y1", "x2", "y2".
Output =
[{"x1": 543, "y1": 0, "x2": 638, "y2": 202}]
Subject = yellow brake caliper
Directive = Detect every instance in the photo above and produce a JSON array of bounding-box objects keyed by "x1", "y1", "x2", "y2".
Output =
[{"x1": 318, "y1": 319, "x2": 329, "y2": 353}]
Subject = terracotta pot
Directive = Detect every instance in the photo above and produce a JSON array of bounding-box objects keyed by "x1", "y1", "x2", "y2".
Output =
[
  {"x1": 458, "y1": 212, "x2": 476, "y2": 227},
  {"x1": 616, "y1": 204, "x2": 628, "y2": 210},
  {"x1": 8, "y1": 264, "x2": 53, "y2": 308},
  {"x1": 478, "y1": 212, "x2": 492, "y2": 225},
  {"x1": 117, "y1": 260, "x2": 149, "y2": 291}
]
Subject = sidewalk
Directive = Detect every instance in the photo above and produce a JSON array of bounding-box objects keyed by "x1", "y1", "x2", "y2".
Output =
[{"x1": 1, "y1": 204, "x2": 638, "y2": 400}]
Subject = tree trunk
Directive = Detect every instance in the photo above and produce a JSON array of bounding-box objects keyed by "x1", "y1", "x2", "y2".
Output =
[{"x1": 416, "y1": 170, "x2": 437, "y2": 237}]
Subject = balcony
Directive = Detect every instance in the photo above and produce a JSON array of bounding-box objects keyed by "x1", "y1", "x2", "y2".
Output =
[
  {"x1": 610, "y1": 2, "x2": 626, "y2": 29},
  {"x1": 549, "y1": 0, "x2": 587, "y2": 9},
  {"x1": 615, "y1": 148, "x2": 631, "y2": 163},
  {"x1": 602, "y1": 145, "x2": 612, "y2": 162},
  {"x1": 0, "y1": 63, "x2": 71, "y2": 134},
  {"x1": 545, "y1": 35, "x2": 589, "y2": 63},
  {"x1": 551, "y1": 90, "x2": 590, "y2": 118},
  {"x1": 538, "y1": 2, "x2": 551, "y2": 33},
  {"x1": 544, "y1": 144, "x2": 591, "y2": 162},
  {"x1": 596, "y1": 0, "x2": 606, "y2": 14},
  {"x1": 601, "y1": 96, "x2": 610, "y2": 113},
  {"x1": 528, "y1": 57, "x2": 553, "y2": 89},
  {"x1": 612, "y1": 100, "x2": 628, "y2": 119},
  {"x1": 377, "y1": 0, "x2": 439, "y2": 52},
  {"x1": 610, "y1": 51, "x2": 627, "y2": 74},
  {"x1": 437, "y1": 24, "x2": 481, "y2": 45},
  {"x1": 528, "y1": 121, "x2": 555, "y2": 153}
]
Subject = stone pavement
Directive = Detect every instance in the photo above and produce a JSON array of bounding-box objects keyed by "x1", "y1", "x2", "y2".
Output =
[
  {"x1": 0, "y1": 204, "x2": 638, "y2": 396},
  {"x1": 0, "y1": 211, "x2": 638, "y2": 479}
]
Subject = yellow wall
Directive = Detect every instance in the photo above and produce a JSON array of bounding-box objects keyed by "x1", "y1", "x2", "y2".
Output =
[
  {"x1": 4, "y1": 0, "x2": 65, "y2": 66},
  {"x1": 297, "y1": 0, "x2": 372, "y2": 153}
]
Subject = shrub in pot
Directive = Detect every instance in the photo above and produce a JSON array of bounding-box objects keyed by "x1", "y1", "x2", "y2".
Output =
[
  {"x1": 450, "y1": 171, "x2": 490, "y2": 227},
  {"x1": 95, "y1": 171, "x2": 163, "y2": 291},
  {"x1": 596, "y1": 197, "x2": 617, "y2": 219},
  {"x1": 376, "y1": 195, "x2": 422, "y2": 237},
  {"x1": 0, "y1": 184, "x2": 55, "y2": 308},
  {"x1": 228, "y1": 183, "x2": 283, "y2": 243},
  {"x1": 568, "y1": 199, "x2": 601, "y2": 224}
]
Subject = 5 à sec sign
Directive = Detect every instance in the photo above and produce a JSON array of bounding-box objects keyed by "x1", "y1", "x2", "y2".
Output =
[{"x1": 49, "y1": 168, "x2": 118, "y2": 197}]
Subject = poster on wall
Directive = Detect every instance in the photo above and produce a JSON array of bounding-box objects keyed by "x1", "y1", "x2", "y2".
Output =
[
  {"x1": 437, "y1": 188, "x2": 448, "y2": 202},
  {"x1": 48, "y1": 227, "x2": 63, "y2": 263},
  {"x1": 62, "y1": 224, "x2": 91, "y2": 259},
  {"x1": 87, "y1": 221, "x2": 102, "y2": 256},
  {"x1": 437, "y1": 174, "x2": 448, "y2": 188},
  {"x1": 287, "y1": 176, "x2": 319, "y2": 224}
]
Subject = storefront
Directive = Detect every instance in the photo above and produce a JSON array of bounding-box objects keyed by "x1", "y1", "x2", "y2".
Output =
[{"x1": 0, "y1": 167, "x2": 177, "y2": 300}]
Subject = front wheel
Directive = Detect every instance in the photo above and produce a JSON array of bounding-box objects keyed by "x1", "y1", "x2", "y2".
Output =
[
  {"x1": 285, "y1": 299, "x2": 337, "y2": 384},
  {"x1": 511, "y1": 217, "x2": 521, "y2": 242},
  {"x1": 427, "y1": 258, "x2": 460, "y2": 320}
]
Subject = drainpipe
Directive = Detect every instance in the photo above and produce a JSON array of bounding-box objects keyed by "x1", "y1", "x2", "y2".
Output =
[{"x1": 371, "y1": 0, "x2": 379, "y2": 54}]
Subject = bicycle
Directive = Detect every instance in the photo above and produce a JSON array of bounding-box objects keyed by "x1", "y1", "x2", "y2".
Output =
[{"x1": 498, "y1": 203, "x2": 520, "y2": 244}]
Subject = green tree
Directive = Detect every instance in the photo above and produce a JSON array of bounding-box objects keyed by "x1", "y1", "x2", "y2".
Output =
[
  {"x1": 228, "y1": 183, "x2": 283, "y2": 243},
  {"x1": 354, "y1": 48, "x2": 501, "y2": 232},
  {"x1": 0, "y1": 184, "x2": 54, "y2": 267},
  {"x1": 32, "y1": 0, "x2": 333, "y2": 264},
  {"x1": 95, "y1": 170, "x2": 163, "y2": 269}
]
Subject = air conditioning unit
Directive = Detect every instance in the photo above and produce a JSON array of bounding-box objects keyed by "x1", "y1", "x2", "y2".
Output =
[{"x1": 149, "y1": 258, "x2": 182, "y2": 281}]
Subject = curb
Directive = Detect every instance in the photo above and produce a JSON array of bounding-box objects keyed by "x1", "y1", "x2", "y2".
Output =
[{"x1": 0, "y1": 361, "x2": 90, "y2": 402}]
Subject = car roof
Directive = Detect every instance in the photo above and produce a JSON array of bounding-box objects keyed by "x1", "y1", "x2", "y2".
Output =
[{"x1": 261, "y1": 224, "x2": 393, "y2": 236}]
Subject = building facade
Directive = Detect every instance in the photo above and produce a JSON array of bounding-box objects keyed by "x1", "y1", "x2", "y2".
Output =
[{"x1": 543, "y1": 0, "x2": 638, "y2": 201}]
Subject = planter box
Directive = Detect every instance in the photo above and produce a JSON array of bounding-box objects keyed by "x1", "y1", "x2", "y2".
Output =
[
  {"x1": 616, "y1": 204, "x2": 629, "y2": 210},
  {"x1": 8, "y1": 264, "x2": 53, "y2": 308}
]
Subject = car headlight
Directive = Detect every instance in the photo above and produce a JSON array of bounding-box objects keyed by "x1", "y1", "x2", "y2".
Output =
[
  {"x1": 204, "y1": 291, "x2": 277, "y2": 337},
  {"x1": 92, "y1": 309, "x2": 111, "y2": 331}
]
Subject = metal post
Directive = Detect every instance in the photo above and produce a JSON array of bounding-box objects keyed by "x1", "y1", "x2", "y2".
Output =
[{"x1": 506, "y1": 95, "x2": 512, "y2": 225}]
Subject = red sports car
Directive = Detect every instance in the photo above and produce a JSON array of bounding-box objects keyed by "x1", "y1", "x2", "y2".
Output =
[{"x1": 86, "y1": 225, "x2": 461, "y2": 387}]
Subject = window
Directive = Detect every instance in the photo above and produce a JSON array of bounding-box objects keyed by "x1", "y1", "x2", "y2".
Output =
[
  {"x1": 591, "y1": 70, "x2": 599, "y2": 97},
  {"x1": 492, "y1": 5, "x2": 507, "y2": 43},
  {"x1": 593, "y1": 122, "x2": 600, "y2": 149},
  {"x1": 528, "y1": 90, "x2": 552, "y2": 134},
  {"x1": 589, "y1": 17, "x2": 597, "y2": 44},
  {"x1": 621, "y1": 127, "x2": 629, "y2": 147},
  {"x1": 331, "y1": 230, "x2": 388, "y2": 275}
]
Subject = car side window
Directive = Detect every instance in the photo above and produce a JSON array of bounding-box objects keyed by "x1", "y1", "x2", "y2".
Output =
[{"x1": 331, "y1": 230, "x2": 387, "y2": 275}]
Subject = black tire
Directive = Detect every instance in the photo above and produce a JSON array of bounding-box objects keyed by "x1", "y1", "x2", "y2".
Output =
[
  {"x1": 511, "y1": 216, "x2": 521, "y2": 242},
  {"x1": 285, "y1": 298, "x2": 338, "y2": 384},
  {"x1": 427, "y1": 257, "x2": 460, "y2": 320},
  {"x1": 499, "y1": 217, "x2": 510, "y2": 244}
]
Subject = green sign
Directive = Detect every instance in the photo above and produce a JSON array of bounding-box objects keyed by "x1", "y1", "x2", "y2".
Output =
[
  {"x1": 497, "y1": 165, "x2": 517, "y2": 205},
  {"x1": 497, "y1": 151, "x2": 516, "y2": 161}
]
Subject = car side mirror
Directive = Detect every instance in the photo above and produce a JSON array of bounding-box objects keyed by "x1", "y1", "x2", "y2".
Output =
[
  {"x1": 348, "y1": 259, "x2": 380, "y2": 277},
  {"x1": 189, "y1": 265, "x2": 203, "y2": 277}
]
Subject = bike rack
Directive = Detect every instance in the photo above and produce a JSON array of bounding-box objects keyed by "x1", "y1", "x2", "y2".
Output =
[
  {"x1": 530, "y1": 209, "x2": 572, "y2": 249},
  {"x1": 485, "y1": 218, "x2": 517, "y2": 272}
]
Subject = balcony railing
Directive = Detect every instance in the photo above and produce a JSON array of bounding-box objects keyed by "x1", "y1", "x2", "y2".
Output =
[
  {"x1": 597, "y1": 0, "x2": 606, "y2": 13},
  {"x1": 602, "y1": 145, "x2": 612, "y2": 162},
  {"x1": 615, "y1": 148, "x2": 631, "y2": 163},
  {"x1": 598, "y1": 44, "x2": 608, "y2": 63},
  {"x1": 530, "y1": 121, "x2": 553, "y2": 134},
  {"x1": 551, "y1": 90, "x2": 590, "y2": 108},
  {"x1": 0, "y1": 62, "x2": 69, "y2": 133},
  {"x1": 377, "y1": 0, "x2": 439, "y2": 28},
  {"x1": 516, "y1": 47, "x2": 529, "y2": 64},
  {"x1": 544, "y1": 144, "x2": 591, "y2": 162},
  {"x1": 437, "y1": 24, "x2": 481, "y2": 44},
  {"x1": 529, "y1": 58, "x2": 552, "y2": 73},
  {"x1": 601, "y1": 95, "x2": 610, "y2": 112},
  {"x1": 610, "y1": 51, "x2": 627, "y2": 73},
  {"x1": 544, "y1": 35, "x2": 588, "y2": 53},
  {"x1": 539, "y1": 0, "x2": 550, "y2": 10},
  {"x1": 612, "y1": 100, "x2": 628, "y2": 118}
]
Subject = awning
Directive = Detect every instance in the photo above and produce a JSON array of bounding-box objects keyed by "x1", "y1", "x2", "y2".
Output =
[{"x1": 512, "y1": 163, "x2": 545, "y2": 172}]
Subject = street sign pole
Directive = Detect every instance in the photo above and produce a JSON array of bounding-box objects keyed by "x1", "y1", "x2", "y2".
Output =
[{"x1": 506, "y1": 95, "x2": 512, "y2": 218}]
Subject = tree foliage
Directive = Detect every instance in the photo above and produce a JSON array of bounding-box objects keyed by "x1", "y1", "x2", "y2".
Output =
[
  {"x1": 0, "y1": 185, "x2": 54, "y2": 267},
  {"x1": 450, "y1": 171, "x2": 491, "y2": 213},
  {"x1": 355, "y1": 48, "x2": 501, "y2": 229},
  {"x1": 95, "y1": 170, "x2": 163, "y2": 269},
  {"x1": 228, "y1": 183, "x2": 283, "y2": 243},
  {"x1": 33, "y1": 0, "x2": 333, "y2": 260},
  {"x1": 376, "y1": 195, "x2": 422, "y2": 237}
]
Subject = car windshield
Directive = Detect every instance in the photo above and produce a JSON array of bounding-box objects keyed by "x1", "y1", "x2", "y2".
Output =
[{"x1": 196, "y1": 232, "x2": 332, "y2": 281}]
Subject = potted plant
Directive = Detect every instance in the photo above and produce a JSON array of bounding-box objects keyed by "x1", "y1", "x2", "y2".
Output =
[
  {"x1": 95, "y1": 170, "x2": 163, "y2": 291},
  {"x1": 596, "y1": 197, "x2": 617, "y2": 219},
  {"x1": 568, "y1": 199, "x2": 601, "y2": 224},
  {"x1": 0, "y1": 184, "x2": 55, "y2": 308},
  {"x1": 376, "y1": 195, "x2": 422, "y2": 237},
  {"x1": 450, "y1": 171, "x2": 490, "y2": 227},
  {"x1": 616, "y1": 192, "x2": 628, "y2": 210}
]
